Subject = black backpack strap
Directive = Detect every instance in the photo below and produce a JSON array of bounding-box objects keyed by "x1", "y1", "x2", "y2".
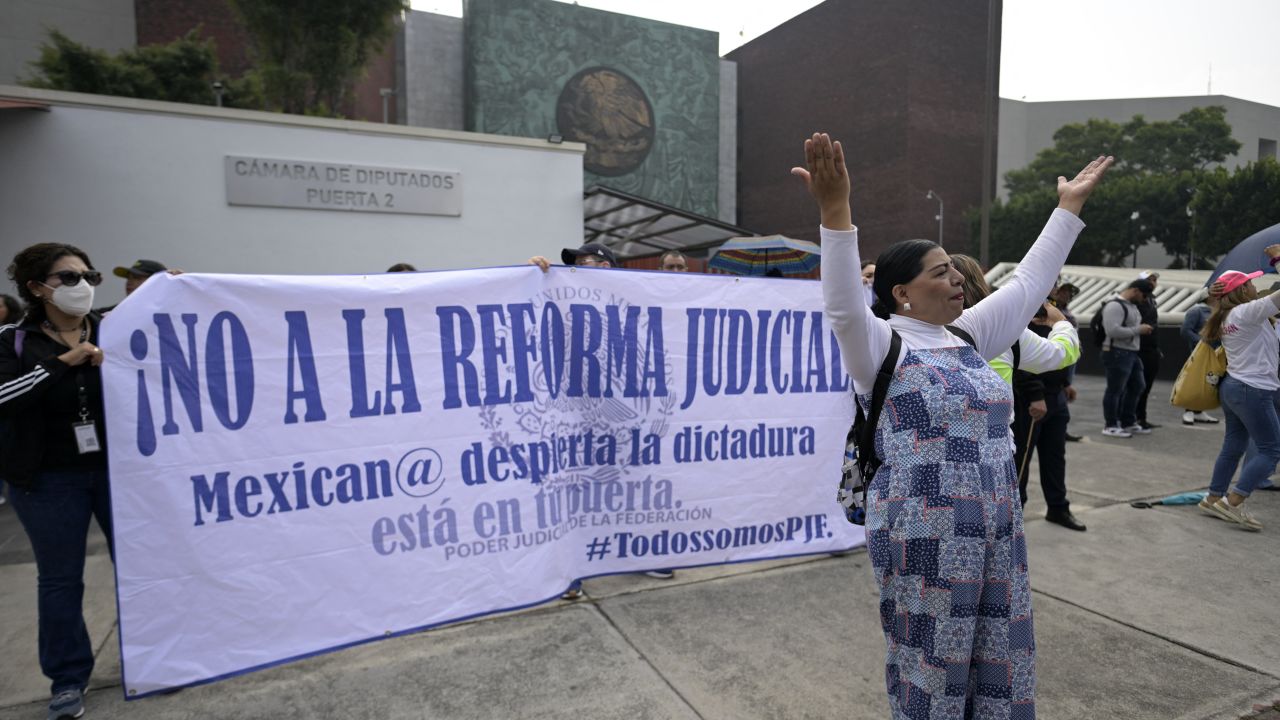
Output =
[
  {"x1": 945, "y1": 324, "x2": 977, "y2": 350},
  {"x1": 1011, "y1": 335, "x2": 1021, "y2": 370},
  {"x1": 856, "y1": 330, "x2": 903, "y2": 475}
]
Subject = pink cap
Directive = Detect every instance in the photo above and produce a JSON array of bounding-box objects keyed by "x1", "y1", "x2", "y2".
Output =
[{"x1": 1213, "y1": 270, "x2": 1264, "y2": 296}]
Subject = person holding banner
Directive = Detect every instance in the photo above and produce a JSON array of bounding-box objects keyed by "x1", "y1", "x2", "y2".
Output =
[
  {"x1": 1, "y1": 243, "x2": 110, "y2": 720},
  {"x1": 795, "y1": 132, "x2": 1111, "y2": 719}
]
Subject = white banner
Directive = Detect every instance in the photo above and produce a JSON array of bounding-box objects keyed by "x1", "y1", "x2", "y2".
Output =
[{"x1": 100, "y1": 266, "x2": 862, "y2": 697}]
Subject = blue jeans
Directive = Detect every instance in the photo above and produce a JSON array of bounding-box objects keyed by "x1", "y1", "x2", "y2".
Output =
[
  {"x1": 9, "y1": 468, "x2": 113, "y2": 695},
  {"x1": 1101, "y1": 348, "x2": 1146, "y2": 427},
  {"x1": 1210, "y1": 377, "x2": 1280, "y2": 498},
  {"x1": 1241, "y1": 389, "x2": 1280, "y2": 489}
]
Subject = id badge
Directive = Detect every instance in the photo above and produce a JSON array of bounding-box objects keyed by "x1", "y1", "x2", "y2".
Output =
[{"x1": 73, "y1": 421, "x2": 101, "y2": 454}]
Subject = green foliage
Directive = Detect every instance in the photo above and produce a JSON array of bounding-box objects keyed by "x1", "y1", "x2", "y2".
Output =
[
  {"x1": 229, "y1": 0, "x2": 408, "y2": 116},
  {"x1": 22, "y1": 29, "x2": 260, "y2": 109},
  {"x1": 984, "y1": 106, "x2": 1244, "y2": 267},
  {"x1": 1190, "y1": 158, "x2": 1280, "y2": 259},
  {"x1": 1004, "y1": 107, "x2": 1240, "y2": 196}
]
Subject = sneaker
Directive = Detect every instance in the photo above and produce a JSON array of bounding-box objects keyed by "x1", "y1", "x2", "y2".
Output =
[
  {"x1": 1123, "y1": 424, "x2": 1152, "y2": 435},
  {"x1": 1197, "y1": 499, "x2": 1223, "y2": 518},
  {"x1": 1182, "y1": 410, "x2": 1196, "y2": 426},
  {"x1": 643, "y1": 570, "x2": 675, "y2": 579},
  {"x1": 1210, "y1": 499, "x2": 1263, "y2": 531},
  {"x1": 1101, "y1": 426, "x2": 1133, "y2": 438},
  {"x1": 1193, "y1": 411, "x2": 1220, "y2": 424},
  {"x1": 1138, "y1": 420, "x2": 1161, "y2": 430},
  {"x1": 1065, "y1": 432, "x2": 1082, "y2": 442},
  {"x1": 47, "y1": 688, "x2": 83, "y2": 720}
]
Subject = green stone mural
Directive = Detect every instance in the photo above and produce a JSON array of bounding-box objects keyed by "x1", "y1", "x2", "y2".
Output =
[{"x1": 464, "y1": 0, "x2": 720, "y2": 216}]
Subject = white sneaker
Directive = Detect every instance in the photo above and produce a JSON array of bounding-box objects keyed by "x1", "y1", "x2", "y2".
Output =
[
  {"x1": 1210, "y1": 498, "x2": 1262, "y2": 531},
  {"x1": 1123, "y1": 424, "x2": 1152, "y2": 435},
  {"x1": 1182, "y1": 410, "x2": 1196, "y2": 426},
  {"x1": 1193, "y1": 411, "x2": 1220, "y2": 424},
  {"x1": 1102, "y1": 426, "x2": 1133, "y2": 438}
]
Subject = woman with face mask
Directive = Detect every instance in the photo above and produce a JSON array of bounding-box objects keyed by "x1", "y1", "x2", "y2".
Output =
[
  {"x1": 796, "y1": 133, "x2": 1111, "y2": 719},
  {"x1": 0, "y1": 243, "x2": 109, "y2": 720}
]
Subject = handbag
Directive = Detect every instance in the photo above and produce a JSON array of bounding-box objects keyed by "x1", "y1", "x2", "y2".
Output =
[{"x1": 1169, "y1": 341, "x2": 1227, "y2": 411}]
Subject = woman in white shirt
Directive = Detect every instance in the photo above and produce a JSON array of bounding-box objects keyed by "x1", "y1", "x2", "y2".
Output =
[
  {"x1": 795, "y1": 132, "x2": 1111, "y2": 720},
  {"x1": 1199, "y1": 258, "x2": 1280, "y2": 531}
]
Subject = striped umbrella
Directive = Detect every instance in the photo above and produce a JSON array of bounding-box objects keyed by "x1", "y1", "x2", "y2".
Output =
[{"x1": 707, "y1": 235, "x2": 822, "y2": 276}]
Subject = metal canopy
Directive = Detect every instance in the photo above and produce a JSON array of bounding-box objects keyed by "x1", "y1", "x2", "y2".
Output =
[{"x1": 582, "y1": 185, "x2": 755, "y2": 260}]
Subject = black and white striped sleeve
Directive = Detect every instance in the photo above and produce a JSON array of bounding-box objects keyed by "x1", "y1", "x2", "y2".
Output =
[{"x1": 0, "y1": 328, "x2": 69, "y2": 415}]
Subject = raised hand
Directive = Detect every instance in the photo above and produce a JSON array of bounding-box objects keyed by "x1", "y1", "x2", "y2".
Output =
[
  {"x1": 791, "y1": 133, "x2": 852, "y2": 231},
  {"x1": 1056, "y1": 155, "x2": 1115, "y2": 216}
]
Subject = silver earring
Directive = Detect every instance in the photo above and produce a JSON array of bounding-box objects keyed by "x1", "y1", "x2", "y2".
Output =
[{"x1": 903, "y1": 301, "x2": 912, "y2": 311}]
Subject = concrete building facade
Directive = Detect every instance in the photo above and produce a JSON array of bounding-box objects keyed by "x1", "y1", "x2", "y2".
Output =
[{"x1": 728, "y1": 0, "x2": 1000, "y2": 260}]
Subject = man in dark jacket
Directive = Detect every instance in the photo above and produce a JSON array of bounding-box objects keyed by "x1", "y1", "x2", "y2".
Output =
[
  {"x1": 1134, "y1": 271, "x2": 1162, "y2": 430},
  {"x1": 1013, "y1": 317, "x2": 1086, "y2": 531}
]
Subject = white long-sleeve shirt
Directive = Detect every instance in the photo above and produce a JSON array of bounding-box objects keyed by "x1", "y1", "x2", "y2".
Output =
[
  {"x1": 989, "y1": 324, "x2": 1081, "y2": 384},
  {"x1": 822, "y1": 208, "x2": 1086, "y2": 395},
  {"x1": 1222, "y1": 294, "x2": 1280, "y2": 391}
]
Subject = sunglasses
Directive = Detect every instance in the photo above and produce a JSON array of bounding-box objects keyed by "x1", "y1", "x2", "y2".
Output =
[{"x1": 46, "y1": 270, "x2": 104, "y2": 287}]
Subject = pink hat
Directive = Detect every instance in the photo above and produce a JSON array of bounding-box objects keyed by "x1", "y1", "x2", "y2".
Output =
[{"x1": 1213, "y1": 270, "x2": 1264, "y2": 296}]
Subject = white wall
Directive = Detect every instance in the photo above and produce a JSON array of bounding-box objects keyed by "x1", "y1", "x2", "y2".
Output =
[{"x1": 0, "y1": 87, "x2": 584, "y2": 308}]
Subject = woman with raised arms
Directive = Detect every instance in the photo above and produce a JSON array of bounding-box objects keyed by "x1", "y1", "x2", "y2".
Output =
[{"x1": 794, "y1": 132, "x2": 1111, "y2": 719}]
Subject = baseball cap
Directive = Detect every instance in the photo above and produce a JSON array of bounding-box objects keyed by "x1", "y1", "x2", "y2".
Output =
[
  {"x1": 1137, "y1": 270, "x2": 1159, "y2": 281},
  {"x1": 113, "y1": 259, "x2": 167, "y2": 278},
  {"x1": 561, "y1": 243, "x2": 618, "y2": 266},
  {"x1": 1126, "y1": 279, "x2": 1155, "y2": 298},
  {"x1": 1212, "y1": 270, "x2": 1264, "y2": 296}
]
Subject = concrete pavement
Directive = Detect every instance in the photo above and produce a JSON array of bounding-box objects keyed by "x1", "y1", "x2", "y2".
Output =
[{"x1": 1, "y1": 374, "x2": 1277, "y2": 719}]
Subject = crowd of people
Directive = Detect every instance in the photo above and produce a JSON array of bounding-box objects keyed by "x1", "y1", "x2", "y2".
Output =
[{"x1": 0, "y1": 137, "x2": 1273, "y2": 720}]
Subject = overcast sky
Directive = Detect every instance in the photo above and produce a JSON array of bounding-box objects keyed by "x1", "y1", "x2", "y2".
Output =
[{"x1": 409, "y1": 0, "x2": 1280, "y2": 108}]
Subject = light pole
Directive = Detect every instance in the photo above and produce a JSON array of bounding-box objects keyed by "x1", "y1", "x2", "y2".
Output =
[
  {"x1": 926, "y1": 190, "x2": 944, "y2": 246},
  {"x1": 380, "y1": 88, "x2": 396, "y2": 124}
]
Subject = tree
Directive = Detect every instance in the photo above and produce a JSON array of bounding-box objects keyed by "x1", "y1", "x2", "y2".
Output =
[
  {"x1": 229, "y1": 0, "x2": 407, "y2": 116},
  {"x1": 983, "y1": 107, "x2": 1242, "y2": 266},
  {"x1": 22, "y1": 29, "x2": 259, "y2": 108},
  {"x1": 1190, "y1": 158, "x2": 1280, "y2": 259}
]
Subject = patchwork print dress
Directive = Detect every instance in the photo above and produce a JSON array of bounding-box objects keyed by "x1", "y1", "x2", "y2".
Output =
[{"x1": 862, "y1": 346, "x2": 1035, "y2": 720}]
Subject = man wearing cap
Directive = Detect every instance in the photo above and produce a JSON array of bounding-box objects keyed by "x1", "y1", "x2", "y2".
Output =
[
  {"x1": 1100, "y1": 280, "x2": 1156, "y2": 438},
  {"x1": 96, "y1": 259, "x2": 168, "y2": 313},
  {"x1": 116, "y1": 259, "x2": 167, "y2": 295},
  {"x1": 1134, "y1": 271, "x2": 1163, "y2": 430},
  {"x1": 528, "y1": 243, "x2": 618, "y2": 272}
]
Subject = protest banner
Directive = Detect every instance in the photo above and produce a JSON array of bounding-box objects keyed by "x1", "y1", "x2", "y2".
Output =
[{"x1": 100, "y1": 266, "x2": 862, "y2": 696}]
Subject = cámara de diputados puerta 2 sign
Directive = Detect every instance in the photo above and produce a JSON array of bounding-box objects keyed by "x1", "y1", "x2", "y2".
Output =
[{"x1": 224, "y1": 155, "x2": 462, "y2": 216}]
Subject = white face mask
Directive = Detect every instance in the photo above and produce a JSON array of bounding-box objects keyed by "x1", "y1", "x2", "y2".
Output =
[{"x1": 42, "y1": 279, "x2": 96, "y2": 317}]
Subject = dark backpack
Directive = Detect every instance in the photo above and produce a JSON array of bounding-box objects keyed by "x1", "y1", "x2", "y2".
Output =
[
  {"x1": 1089, "y1": 299, "x2": 1129, "y2": 348},
  {"x1": 838, "y1": 326, "x2": 976, "y2": 525}
]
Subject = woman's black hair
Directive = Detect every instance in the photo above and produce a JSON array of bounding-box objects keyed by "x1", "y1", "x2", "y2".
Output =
[
  {"x1": 0, "y1": 294, "x2": 21, "y2": 324},
  {"x1": 6, "y1": 243, "x2": 94, "y2": 325},
  {"x1": 869, "y1": 239, "x2": 941, "y2": 320}
]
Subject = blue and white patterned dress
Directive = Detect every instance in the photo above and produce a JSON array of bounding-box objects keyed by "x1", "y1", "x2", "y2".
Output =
[{"x1": 863, "y1": 346, "x2": 1035, "y2": 720}]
